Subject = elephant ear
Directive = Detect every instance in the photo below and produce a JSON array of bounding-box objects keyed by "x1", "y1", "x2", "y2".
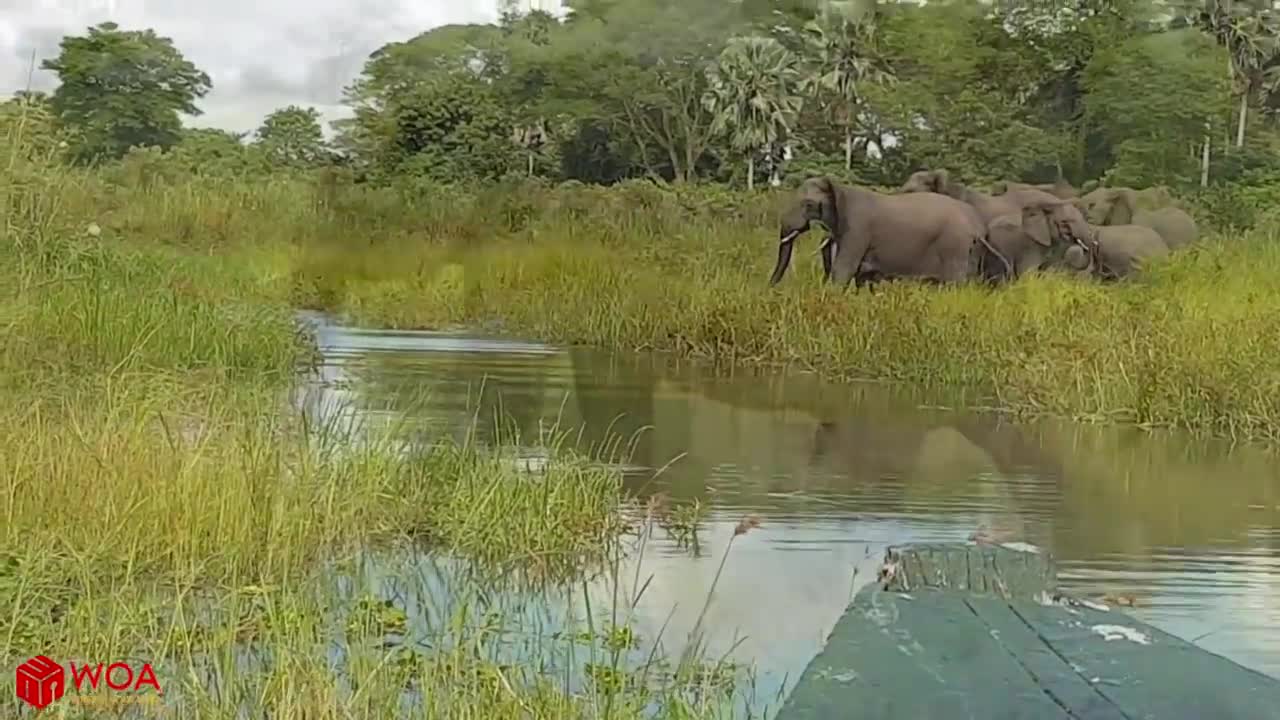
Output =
[
  {"x1": 1105, "y1": 190, "x2": 1135, "y2": 225},
  {"x1": 931, "y1": 169, "x2": 950, "y2": 193},
  {"x1": 1021, "y1": 202, "x2": 1055, "y2": 247},
  {"x1": 823, "y1": 176, "x2": 846, "y2": 236}
]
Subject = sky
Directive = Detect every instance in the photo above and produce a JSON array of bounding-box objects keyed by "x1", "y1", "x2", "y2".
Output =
[{"x1": 0, "y1": 0, "x2": 563, "y2": 136}]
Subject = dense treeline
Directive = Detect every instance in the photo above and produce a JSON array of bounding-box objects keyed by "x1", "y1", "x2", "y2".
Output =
[{"x1": 9, "y1": 1, "x2": 1280, "y2": 223}]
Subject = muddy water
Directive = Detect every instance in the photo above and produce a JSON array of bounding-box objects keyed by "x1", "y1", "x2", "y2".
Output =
[{"x1": 294, "y1": 312, "x2": 1280, "y2": 709}]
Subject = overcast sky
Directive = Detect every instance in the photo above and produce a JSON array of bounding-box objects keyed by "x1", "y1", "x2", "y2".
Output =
[{"x1": 0, "y1": 0, "x2": 563, "y2": 136}]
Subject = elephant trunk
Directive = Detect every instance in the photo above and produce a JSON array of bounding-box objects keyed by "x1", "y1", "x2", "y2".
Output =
[{"x1": 769, "y1": 229, "x2": 801, "y2": 286}]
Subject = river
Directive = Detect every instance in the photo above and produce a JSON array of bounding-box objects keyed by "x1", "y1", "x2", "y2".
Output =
[{"x1": 293, "y1": 311, "x2": 1280, "y2": 712}]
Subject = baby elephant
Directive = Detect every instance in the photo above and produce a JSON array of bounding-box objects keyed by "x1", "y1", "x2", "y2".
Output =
[{"x1": 1063, "y1": 224, "x2": 1169, "y2": 280}]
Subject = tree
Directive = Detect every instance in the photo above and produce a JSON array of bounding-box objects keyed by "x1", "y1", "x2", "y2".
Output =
[
  {"x1": 864, "y1": 1, "x2": 1066, "y2": 186},
  {"x1": 1191, "y1": 0, "x2": 1280, "y2": 148},
  {"x1": 496, "y1": 10, "x2": 564, "y2": 176},
  {"x1": 254, "y1": 106, "x2": 331, "y2": 168},
  {"x1": 569, "y1": 0, "x2": 747, "y2": 183},
  {"x1": 380, "y1": 75, "x2": 514, "y2": 182},
  {"x1": 166, "y1": 128, "x2": 269, "y2": 177},
  {"x1": 1082, "y1": 28, "x2": 1231, "y2": 187},
  {"x1": 797, "y1": 12, "x2": 895, "y2": 171},
  {"x1": 41, "y1": 22, "x2": 211, "y2": 162},
  {"x1": 704, "y1": 37, "x2": 805, "y2": 190}
]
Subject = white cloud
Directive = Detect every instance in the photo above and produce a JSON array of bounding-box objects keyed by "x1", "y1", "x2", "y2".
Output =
[{"x1": 0, "y1": 0, "x2": 561, "y2": 136}]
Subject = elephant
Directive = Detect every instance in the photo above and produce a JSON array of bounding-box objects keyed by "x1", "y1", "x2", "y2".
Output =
[
  {"x1": 899, "y1": 169, "x2": 1062, "y2": 226},
  {"x1": 898, "y1": 169, "x2": 1070, "y2": 281},
  {"x1": 1077, "y1": 187, "x2": 1199, "y2": 251},
  {"x1": 1062, "y1": 224, "x2": 1170, "y2": 281},
  {"x1": 982, "y1": 198, "x2": 1096, "y2": 281},
  {"x1": 770, "y1": 176, "x2": 997, "y2": 288},
  {"x1": 991, "y1": 179, "x2": 1079, "y2": 200}
]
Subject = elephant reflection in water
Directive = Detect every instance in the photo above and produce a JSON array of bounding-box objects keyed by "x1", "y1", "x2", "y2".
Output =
[
  {"x1": 805, "y1": 413, "x2": 1060, "y2": 546},
  {"x1": 809, "y1": 412, "x2": 1063, "y2": 489}
]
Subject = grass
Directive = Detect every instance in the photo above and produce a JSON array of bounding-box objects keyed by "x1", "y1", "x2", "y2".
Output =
[
  {"x1": 1, "y1": 122, "x2": 758, "y2": 718},
  {"x1": 293, "y1": 185, "x2": 1280, "y2": 443},
  {"x1": 8, "y1": 103, "x2": 1280, "y2": 714}
]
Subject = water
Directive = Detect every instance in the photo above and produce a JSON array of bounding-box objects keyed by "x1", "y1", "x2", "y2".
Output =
[{"x1": 293, "y1": 311, "x2": 1280, "y2": 709}]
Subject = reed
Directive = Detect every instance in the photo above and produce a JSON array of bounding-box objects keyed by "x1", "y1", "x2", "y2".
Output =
[{"x1": 1, "y1": 127, "x2": 752, "y2": 717}]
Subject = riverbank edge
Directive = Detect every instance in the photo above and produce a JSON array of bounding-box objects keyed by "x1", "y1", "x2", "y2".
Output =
[{"x1": 312, "y1": 248, "x2": 1280, "y2": 451}]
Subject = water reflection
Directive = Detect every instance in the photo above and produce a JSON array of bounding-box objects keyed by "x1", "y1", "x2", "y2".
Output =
[{"x1": 292, "y1": 311, "x2": 1280, "y2": 705}]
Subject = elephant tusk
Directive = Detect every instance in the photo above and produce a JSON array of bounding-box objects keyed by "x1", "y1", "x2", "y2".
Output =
[
  {"x1": 780, "y1": 230, "x2": 800, "y2": 245},
  {"x1": 815, "y1": 236, "x2": 832, "y2": 255}
]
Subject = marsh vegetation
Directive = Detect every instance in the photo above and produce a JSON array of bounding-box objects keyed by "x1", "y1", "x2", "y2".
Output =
[{"x1": 7, "y1": 0, "x2": 1280, "y2": 716}]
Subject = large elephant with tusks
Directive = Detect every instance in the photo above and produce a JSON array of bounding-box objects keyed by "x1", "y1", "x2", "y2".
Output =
[{"x1": 769, "y1": 176, "x2": 995, "y2": 287}]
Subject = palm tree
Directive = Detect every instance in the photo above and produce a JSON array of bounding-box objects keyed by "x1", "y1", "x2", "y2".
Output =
[
  {"x1": 703, "y1": 36, "x2": 804, "y2": 191},
  {"x1": 1175, "y1": 0, "x2": 1280, "y2": 147},
  {"x1": 799, "y1": 12, "x2": 895, "y2": 171}
]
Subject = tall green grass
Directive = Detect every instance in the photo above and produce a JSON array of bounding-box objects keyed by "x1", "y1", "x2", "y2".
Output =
[{"x1": 2, "y1": 117, "x2": 753, "y2": 717}]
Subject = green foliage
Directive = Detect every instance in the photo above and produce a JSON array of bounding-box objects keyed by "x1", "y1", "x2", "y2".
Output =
[
  {"x1": 1083, "y1": 28, "x2": 1231, "y2": 187},
  {"x1": 254, "y1": 105, "x2": 332, "y2": 169},
  {"x1": 792, "y1": 12, "x2": 895, "y2": 171},
  {"x1": 704, "y1": 36, "x2": 805, "y2": 186},
  {"x1": 26, "y1": 1, "x2": 1280, "y2": 194},
  {"x1": 166, "y1": 128, "x2": 271, "y2": 177},
  {"x1": 385, "y1": 76, "x2": 515, "y2": 182},
  {"x1": 864, "y1": 1, "x2": 1068, "y2": 184},
  {"x1": 41, "y1": 22, "x2": 211, "y2": 163}
]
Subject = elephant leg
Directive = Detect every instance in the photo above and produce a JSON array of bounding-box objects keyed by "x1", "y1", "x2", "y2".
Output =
[
  {"x1": 829, "y1": 228, "x2": 871, "y2": 288},
  {"x1": 940, "y1": 238, "x2": 975, "y2": 284},
  {"x1": 1014, "y1": 244, "x2": 1046, "y2": 277},
  {"x1": 854, "y1": 268, "x2": 888, "y2": 292}
]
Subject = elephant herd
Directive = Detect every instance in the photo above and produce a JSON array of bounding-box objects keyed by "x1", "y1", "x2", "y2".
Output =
[{"x1": 768, "y1": 170, "x2": 1200, "y2": 288}]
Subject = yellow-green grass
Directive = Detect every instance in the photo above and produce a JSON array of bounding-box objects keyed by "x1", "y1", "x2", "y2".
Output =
[
  {"x1": 0, "y1": 374, "x2": 746, "y2": 718},
  {"x1": 0, "y1": 264, "x2": 740, "y2": 717},
  {"x1": 1, "y1": 155, "x2": 746, "y2": 716}
]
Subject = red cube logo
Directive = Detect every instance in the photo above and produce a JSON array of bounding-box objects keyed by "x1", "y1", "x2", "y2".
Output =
[{"x1": 15, "y1": 655, "x2": 65, "y2": 710}]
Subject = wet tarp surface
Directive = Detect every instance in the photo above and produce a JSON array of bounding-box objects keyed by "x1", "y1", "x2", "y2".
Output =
[{"x1": 778, "y1": 544, "x2": 1280, "y2": 720}]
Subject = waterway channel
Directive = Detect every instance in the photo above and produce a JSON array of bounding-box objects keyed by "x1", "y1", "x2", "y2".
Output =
[{"x1": 294, "y1": 311, "x2": 1280, "y2": 712}]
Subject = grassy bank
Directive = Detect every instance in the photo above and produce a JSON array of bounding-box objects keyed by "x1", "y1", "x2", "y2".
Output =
[
  {"x1": 2, "y1": 136, "x2": 750, "y2": 715},
  {"x1": 292, "y1": 181, "x2": 1280, "y2": 444}
]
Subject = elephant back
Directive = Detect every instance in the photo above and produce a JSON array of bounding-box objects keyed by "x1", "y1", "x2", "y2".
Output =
[{"x1": 1135, "y1": 206, "x2": 1198, "y2": 251}]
